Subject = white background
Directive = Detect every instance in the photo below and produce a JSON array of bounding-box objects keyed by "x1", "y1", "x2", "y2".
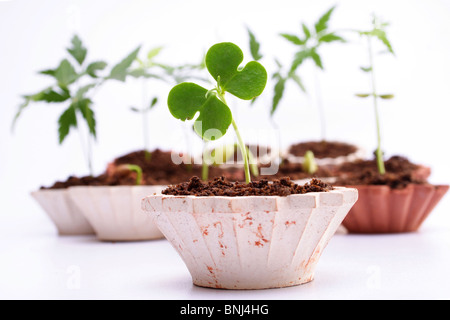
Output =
[{"x1": 1, "y1": 0, "x2": 450, "y2": 300}]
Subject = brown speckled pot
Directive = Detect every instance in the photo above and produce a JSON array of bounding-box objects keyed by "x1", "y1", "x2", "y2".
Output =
[{"x1": 342, "y1": 184, "x2": 449, "y2": 234}]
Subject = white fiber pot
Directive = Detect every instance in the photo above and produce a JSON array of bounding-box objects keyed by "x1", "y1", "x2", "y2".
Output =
[
  {"x1": 31, "y1": 189, "x2": 95, "y2": 236},
  {"x1": 68, "y1": 185, "x2": 166, "y2": 242},
  {"x1": 284, "y1": 147, "x2": 366, "y2": 167},
  {"x1": 142, "y1": 187, "x2": 358, "y2": 289}
]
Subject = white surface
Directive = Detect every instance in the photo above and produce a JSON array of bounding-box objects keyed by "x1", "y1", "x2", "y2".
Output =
[{"x1": 1, "y1": 196, "x2": 449, "y2": 300}]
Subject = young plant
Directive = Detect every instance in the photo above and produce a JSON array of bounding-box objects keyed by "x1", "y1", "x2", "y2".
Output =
[
  {"x1": 13, "y1": 35, "x2": 141, "y2": 175},
  {"x1": 355, "y1": 15, "x2": 395, "y2": 175},
  {"x1": 128, "y1": 46, "x2": 168, "y2": 161},
  {"x1": 167, "y1": 42, "x2": 267, "y2": 183},
  {"x1": 115, "y1": 164, "x2": 143, "y2": 185},
  {"x1": 277, "y1": 6, "x2": 346, "y2": 140}
]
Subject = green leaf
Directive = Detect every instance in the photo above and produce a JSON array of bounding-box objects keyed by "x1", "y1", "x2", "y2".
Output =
[
  {"x1": 75, "y1": 84, "x2": 96, "y2": 99},
  {"x1": 280, "y1": 33, "x2": 305, "y2": 46},
  {"x1": 205, "y1": 42, "x2": 267, "y2": 100},
  {"x1": 355, "y1": 93, "x2": 371, "y2": 98},
  {"x1": 271, "y1": 76, "x2": 286, "y2": 116},
  {"x1": 149, "y1": 97, "x2": 158, "y2": 109},
  {"x1": 318, "y1": 33, "x2": 345, "y2": 43},
  {"x1": 206, "y1": 42, "x2": 244, "y2": 85},
  {"x1": 12, "y1": 87, "x2": 71, "y2": 131},
  {"x1": 54, "y1": 59, "x2": 78, "y2": 88},
  {"x1": 360, "y1": 66, "x2": 372, "y2": 72},
  {"x1": 247, "y1": 27, "x2": 263, "y2": 61},
  {"x1": 371, "y1": 29, "x2": 394, "y2": 54},
  {"x1": 290, "y1": 49, "x2": 310, "y2": 73},
  {"x1": 302, "y1": 150, "x2": 318, "y2": 174},
  {"x1": 39, "y1": 69, "x2": 56, "y2": 77},
  {"x1": 58, "y1": 105, "x2": 78, "y2": 144},
  {"x1": 302, "y1": 23, "x2": 311, "y2": 39},
  {"x1": 74, "y1": 98, "x2": 96, "y2": 138},
  {"x1": 147, "y1": 46, "x2": 163, "y2": 61},
  {"x1": 379, "y1": 94, "x2": 394, "y2": 99},
  {"x1": 86, "y1": 61, "x2": 107, "y2": 78},
  {"x1": 127, "y1": 68, "x2": 164, "y2": 79},
  {"x1": 67, "y1": 35, "x2": 87, "y2": 65},
  {"x1": 310, "y1": 49, "x2": 323, "y2": 69},
  {"x1": 288, "y1": 72, "x2": 306, "y2": 92},
  {"x1": 315, "y1": 6, "x2": 336, "y2": 34},
  {"x1": 167, "y1": 82, "x2": 232, "y2": 141},
  {"x1": 222, "y1": 61, "x2": 267, "y2": 100},
  {"x1": 130, "y1": 106, "x2": 141, "y2": 113},
  {"x1": 108, "y1": 46, "x2": 141, "y2": 81}
]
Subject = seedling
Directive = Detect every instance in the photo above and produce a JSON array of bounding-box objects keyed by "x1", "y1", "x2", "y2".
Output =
[
  {"x1": 302, "y1": 150, "x2": 318, "y2": 175},
  {"x1": 128, "y1": 46, "x2": 168, "y2": 161},
  {"x1": 167, "y1": 42, "x2": 267, "y2": 183},
  {"x1": 355, "y1": 15, "x2": 395, "y2": 175},
  {"x1": 115, "y1": 164, "x2": 143, "y2": 185},
  {"x1": 13, "y1": 35, "x2": 141, "y2": 175},
  {"x1": 277, "y1": 6, "x2": 346, "y2": 140}
]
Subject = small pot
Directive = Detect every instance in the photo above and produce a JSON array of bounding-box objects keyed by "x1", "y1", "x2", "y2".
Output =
[
  {"x1": 342, "y1": 184, "x2": 449, "y2": 234},
  {"x1": 68, "y1": 185, "x2": 166, "y2": 242},
  {"x1": 284, "y1": 142, "x2": 365, "y2": 167},
  {"x1": 142, "y1": 187, "x2": 358, "y2": 289},
  {"x1": 31, "y1": 189, "x2": 95, "y2": 236}
]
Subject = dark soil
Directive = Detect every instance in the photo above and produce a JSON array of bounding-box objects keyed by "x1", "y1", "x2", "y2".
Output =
[
  {"x1": 289, "y1": 141, "x2": 358, "y2": 159},
  {"x1": 110, "y1": 149, "x2": 246, "y2": 185},
  {"x1": 42, "y1": 149, "x2": 247, "y2": 189},
  {"x1": 333, "y1": 156, "x2": 429, "y2": 189},
  {"x1": 162, "y1": 176, "x2": 333, "y2": 197}
]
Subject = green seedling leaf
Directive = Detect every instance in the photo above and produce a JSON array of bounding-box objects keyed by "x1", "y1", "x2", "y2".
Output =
[
  {"x1": 379, "y1": 94, "x2": 394, "y2": 99},
  {"x1": 74, "y1": 98, "x2": 96, "y2": 138},
  {"x1": 302, "y1": 23, "x2": 311, "y2": 39},
  {"x1": 247, "y1": 27, "x2": 263, "y2": 61},
  {"x1": 302, "y1": 150, "x2": 318, "y2": 174},
  {"x1": 280, "y1": 33, "x2": 305, "y2": 46},
  {"x1": 371, "y1": 29, "x2": 394, "y2": 54},
  {"x1": 310, "y1": 49, "x2": 323, "y2": 69},
  {"x1": 167, "y1": 82, "x2": 232, "y2": 141},
  {"x1": 55, "y1": 59, "x2": 78, "y2": 88},
  {"x1": 149, "y1": 97, "x2": 158, "y2": 109},
  {"x1": 147, "y1": 46, "x2": 163, "y2": 61},
  {"x1": 288, "y1": 72, "x2": 306, "y2": 93},
  {"x1": 67, "y1": 35, "x2": 87, "y2": 65},
  {"x1": 39, "y1": 69, "x2": 56, "y2": 77},
  {"x1": 58, "y1": 105, "x2": 78, "y2": 144},
  {"x1": 290, "y1": 49, "x2": 311, "y2": 73},
  {"x1": 271, "y1": 75, "x2": 286, "y2": 115},
  {"x1": 315, "y1": 6, "x2": 336, "y2": 34},
  {"x1": 205, "y1": 42, "x2": 267, "y2": 100},
  {"x1": 360, "y1": 66, "x2": 372, "y2": 72},
  {"x1": 355, "y1": 93, "x2": 371, "y2": 98},
  {"x1": 318, "y1": 33, "x2": 345, "y2": 43},
  {"x1": 86, "y1": 61, "x2": 107, "y2": 78},
  {"x1": 108, "y1": 46, "x2": 141, "y2": 81}
]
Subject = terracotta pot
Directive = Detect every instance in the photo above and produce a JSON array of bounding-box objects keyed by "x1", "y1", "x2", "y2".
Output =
[
  {"x1": 31, "y1": 189, "x2": 95, "y2": 236},
  {"x1": 68, "y1": 185, "x2": 166, "y2": 241},
  {"x1": 142, "y1": 187, "x2": 358, "y2": 289},
  {"x1": 342, "y1": 184, "x2": 449, "y2": 234}
]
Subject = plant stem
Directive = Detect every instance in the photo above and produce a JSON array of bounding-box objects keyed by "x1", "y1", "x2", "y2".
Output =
[
  {"x1": 368, "y1": 37, "x2": 385, "y2": 175},
  {"x1": 202, "y1": 141, "x2": 209, "y2": 181},
  {"x1": 232, "y1": 119, "x2": 251, "y2": 183},
  {"x1": 142, "y1": 81, "x2": 151, "y2": 161},
  {"x1": 216, "y1": 90, "x2": 251, "y2": 184}
]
